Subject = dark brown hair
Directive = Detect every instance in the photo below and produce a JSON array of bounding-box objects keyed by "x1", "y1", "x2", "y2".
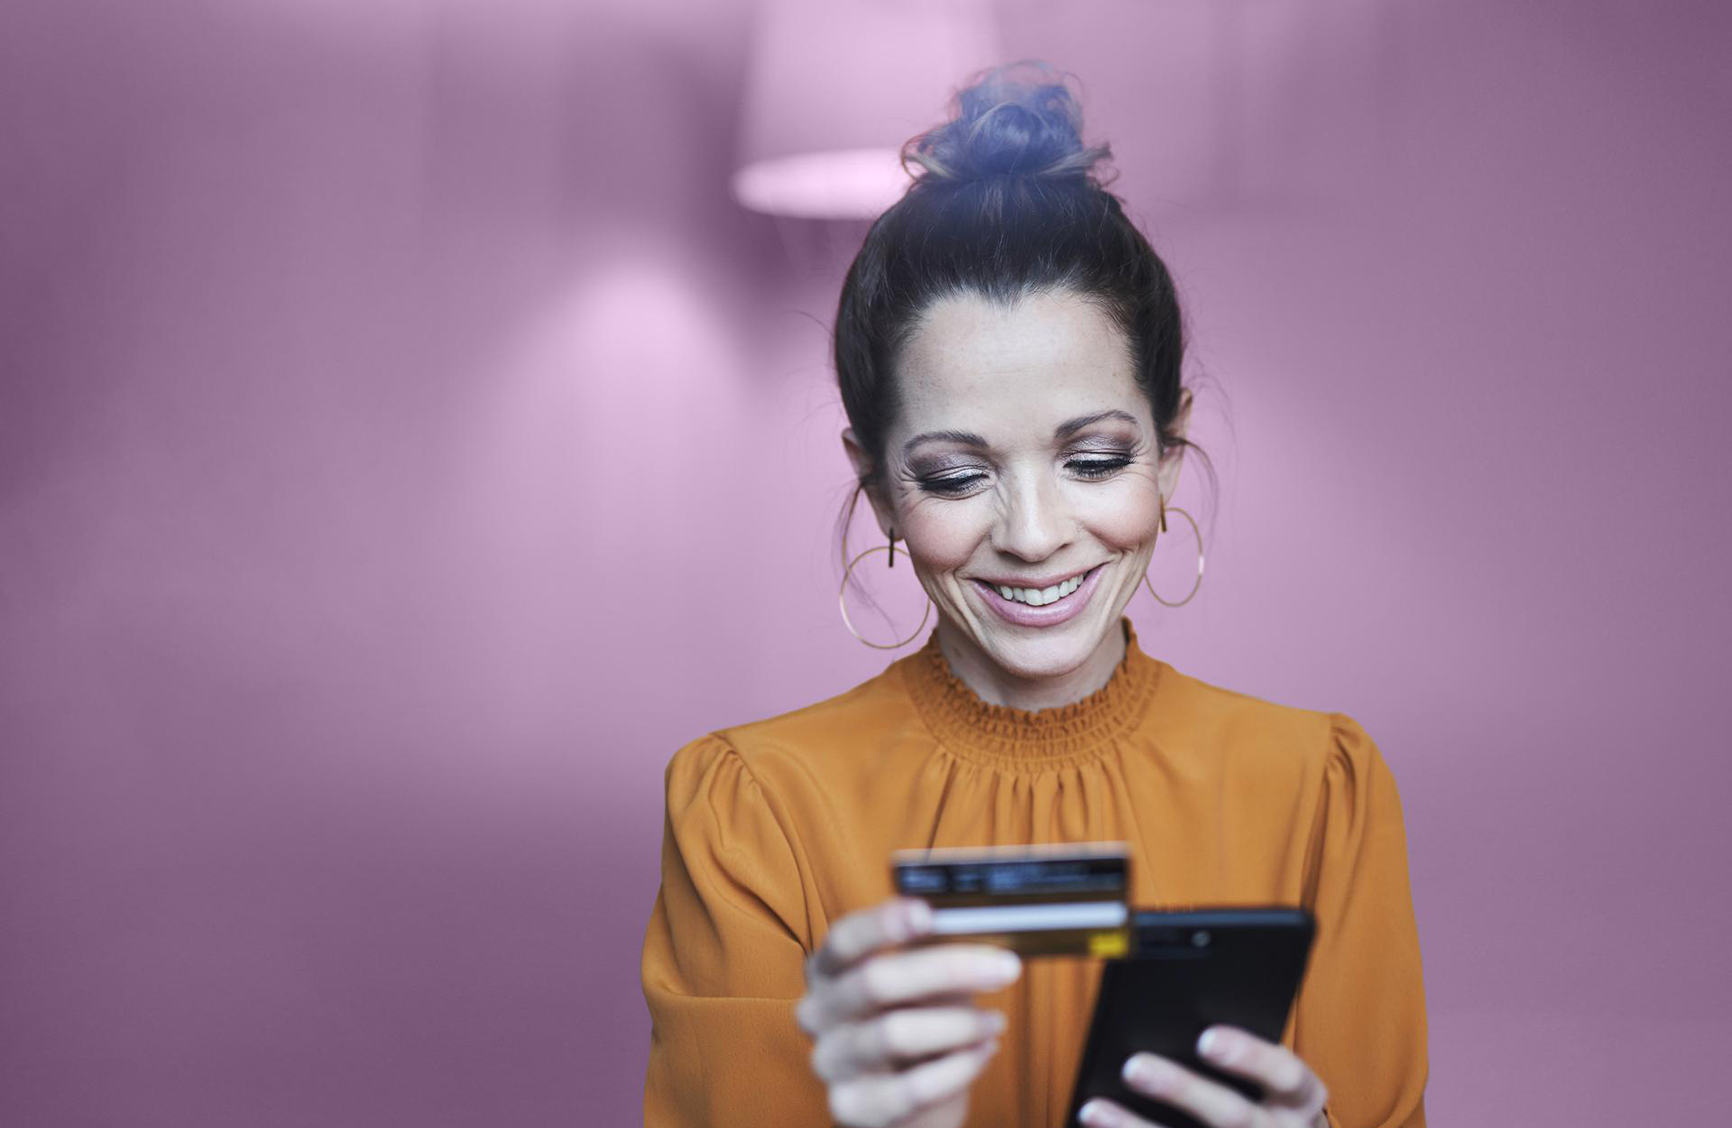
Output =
[{"x1": 832, "y1": 59, "x2": 1214, "y2": 574}]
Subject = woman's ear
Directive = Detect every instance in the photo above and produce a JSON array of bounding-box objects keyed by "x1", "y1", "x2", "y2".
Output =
[
  {"x1": 1157, "y1": 389, "x2": 1194, "y2": 500},
  {"x1": 840, "y1": 428, "x2": 896, "y2": 537}
]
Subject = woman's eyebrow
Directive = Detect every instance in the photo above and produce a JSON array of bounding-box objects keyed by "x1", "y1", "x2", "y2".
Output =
[
  {"x1": 902, "y1": 428, "x2": 988, "y2": 456},
  {"x1": 1054, "y1": 408, "x2": 1139, "y2": 437},
  {"x1": 902, "y1": 410, "x2": 1140, "y2": 457}
]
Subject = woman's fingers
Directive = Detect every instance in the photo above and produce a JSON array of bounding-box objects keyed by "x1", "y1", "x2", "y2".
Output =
[
  {"x1": 799, "y1": 898, "x2": 931, "y2": 1036},
  {"x1": 1075, "y1": 1097, "x2": 1152, "y2": 1128},
  {"x1": 811, "y1": 1005, "x2": 1006, "y2": 1082},
  {"x1": 806, "y1": 898, "x2": 931, "y2": 983},
  {"x1": 827, "y1": 1035, "x2": 1000, "y2": 1128},
  {"x1": 1110, "y1": 1051, "x2": 1261, "y2": 1128},
  {"x1": 800, "y1": 943, "x2": 1022, "y2": 1033},
  {"x1": 1078, "y1": 1028, "x2": 1331, "y2": 1128},
  {"x1": 798, "y1": 897, "x2": 1017, "y2": 1126},
  {"x1": 1194, "y1": 1025, "x2": 1328, "y2": 1111}
]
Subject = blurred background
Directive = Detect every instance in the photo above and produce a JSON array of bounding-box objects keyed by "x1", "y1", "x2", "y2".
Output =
[{"x1": 2, "y1": 0, "x2": 1729, "y2": 1124}]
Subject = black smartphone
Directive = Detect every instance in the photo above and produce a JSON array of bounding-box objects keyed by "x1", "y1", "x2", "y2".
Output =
[{"x1": 1063, "y1": 907, "x2": 1316, "y2": 1128}]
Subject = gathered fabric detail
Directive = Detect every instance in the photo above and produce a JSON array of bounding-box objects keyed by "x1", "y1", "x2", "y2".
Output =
[
  {"x1": 896, "y1": 617, "x2": 1164, "y2": 771},
  {"x1": 645, "y1": 611, "x2": 1430, "y2": 1128}
]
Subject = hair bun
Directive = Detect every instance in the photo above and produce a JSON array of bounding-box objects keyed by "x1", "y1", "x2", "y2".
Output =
[{"x1": 902, "y1": 59, "x2": 1112, "y2": 185}]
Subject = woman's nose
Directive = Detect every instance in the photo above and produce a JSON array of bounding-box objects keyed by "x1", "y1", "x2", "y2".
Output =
[{"x1": 991, "y1": 474, "x2": 1073, "y2": 562}]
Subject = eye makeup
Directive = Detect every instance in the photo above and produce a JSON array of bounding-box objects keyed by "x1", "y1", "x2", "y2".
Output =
[
  {"x1": 1068, "y1": 455, "x2": 1132, "y2": 479},
  {"x1": 901, "y1": 418, "x2": 1147, "y2": 497},
  {"x1": 906, "y1": 447, "x2": 985, "y2": 488},
  {"x1": 914, "y1": 470, "x2": 990, "y2": 496},
  {"x1": 1063, "y1": 430, "x2": 1144, "y2": 479},
  {"x1": 907, "y1": 467, "x2": 990, "y2": 499},
  {"x1": 908, "y1": 447, "x2": 1139, "y2": 496}
]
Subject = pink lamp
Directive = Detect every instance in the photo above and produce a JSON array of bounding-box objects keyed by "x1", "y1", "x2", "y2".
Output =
[{"x1": 731, "y1": 0, "x2": 1005, "y2": 220}]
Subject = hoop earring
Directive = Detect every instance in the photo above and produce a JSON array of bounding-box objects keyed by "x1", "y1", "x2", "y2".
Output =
[
  {"x1": 1142, "y1": 499, "x2": 1204, "y2": 608},
  {"x1": 839, "y1": 531, "x2": 934, "y2": 649}
]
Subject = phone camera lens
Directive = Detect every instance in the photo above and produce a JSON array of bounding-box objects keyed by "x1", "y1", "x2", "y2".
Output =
[{"x1": 1191, "y1": 930, "x2": 1211, "y2": 947}]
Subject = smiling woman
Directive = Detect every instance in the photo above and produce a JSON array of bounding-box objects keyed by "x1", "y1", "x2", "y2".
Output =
[
  {"x1": 640, "y1": 60, "x2": 1428, "y2": 1128},
  {"x1": 843, "y1": 288, "x2": 1181, "y2": 705}
]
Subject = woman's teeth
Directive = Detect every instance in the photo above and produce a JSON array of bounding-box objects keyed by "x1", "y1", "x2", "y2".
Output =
[{"x1": 994, "y1": 572, "x2": 1085, "y2": 606}]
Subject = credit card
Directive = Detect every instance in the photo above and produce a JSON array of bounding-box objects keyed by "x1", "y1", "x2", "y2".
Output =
[{"x1": 890, "y1": 842, "x2": 1131, "y2": 959}]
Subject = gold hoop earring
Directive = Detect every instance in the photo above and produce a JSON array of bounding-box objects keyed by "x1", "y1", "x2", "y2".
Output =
[
  {"x1": 1143, "y1": 500, "x2": 1204, "y2": 608},
  {"x1": 839, "y1": 532, "x2": 934, "y2": 649}
]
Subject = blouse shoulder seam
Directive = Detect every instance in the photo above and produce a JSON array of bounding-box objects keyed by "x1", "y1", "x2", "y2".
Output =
[
  {"x1": 1323, "y1": 711, "x2": 1382, "y2": 765},
  {"x1": 681, "y1": 731, "x2": 781, "y2": 816},
  {"x1": 685, "y1": 730, "x2": 814, "y2": 941}
]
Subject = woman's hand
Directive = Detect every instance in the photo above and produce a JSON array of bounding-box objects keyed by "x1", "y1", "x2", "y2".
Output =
[
  {"x1": 1078, "y1": 1025, "x2": 1330, "y2": 1128},
  {"x1": 796, "y1": 896, "x2": 1022, "y2": 1128}
]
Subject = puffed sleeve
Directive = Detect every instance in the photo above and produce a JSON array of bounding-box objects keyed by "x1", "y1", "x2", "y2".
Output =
[
  {"x1": 1292, "y1": 716, "x2": 1430, "y2": 1128},
  {"x1": 640, "y1": 733, "x2": 830, "y2": 1127}
]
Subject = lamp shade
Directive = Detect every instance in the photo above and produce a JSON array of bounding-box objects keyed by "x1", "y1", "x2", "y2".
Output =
[{"x1": 732, "y1": 0, "x2": 1004, "y2": 219}]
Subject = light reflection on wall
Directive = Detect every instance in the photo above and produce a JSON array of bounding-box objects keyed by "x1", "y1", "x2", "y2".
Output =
[{"x1": 434, "y1": 235, "x2": 750, "y2": 758}]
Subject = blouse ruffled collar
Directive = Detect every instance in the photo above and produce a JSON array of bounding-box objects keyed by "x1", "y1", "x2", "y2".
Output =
[{"x1": 897, "y1": 616, "x2": 1164, "y2": 771}]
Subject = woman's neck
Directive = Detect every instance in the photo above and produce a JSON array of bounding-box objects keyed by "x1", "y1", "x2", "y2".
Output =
[{"x1": 933, "y1": 617, "x2": 1128, "y2": 712}]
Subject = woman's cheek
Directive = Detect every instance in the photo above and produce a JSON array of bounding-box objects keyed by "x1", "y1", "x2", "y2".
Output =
[
  {"x1": 897, "y1": 503, "x2": 983, "y2": 574},
  {"x1": 1080, "y1": 479, "x2": 1163, "y2": 551}
]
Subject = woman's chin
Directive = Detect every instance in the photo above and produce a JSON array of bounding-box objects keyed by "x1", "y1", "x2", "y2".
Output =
[{"x1": 972, "y1": 616, "x2": 1118, "y2": 683}]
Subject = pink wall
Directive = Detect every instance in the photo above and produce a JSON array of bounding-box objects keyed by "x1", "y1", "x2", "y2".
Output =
[{"x1": 2, "y1": 1, "x2": 1728, "y2": 1124}]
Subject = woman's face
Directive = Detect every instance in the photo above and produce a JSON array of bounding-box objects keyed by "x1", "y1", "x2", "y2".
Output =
[{"x1": 845, "y1": 287, "x2": 1187, "y2": 683}]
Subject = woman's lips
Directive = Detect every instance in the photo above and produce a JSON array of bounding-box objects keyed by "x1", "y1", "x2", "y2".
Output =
[{"x1": 971, "y1": 564, "x2": 1105, "y2": 628}]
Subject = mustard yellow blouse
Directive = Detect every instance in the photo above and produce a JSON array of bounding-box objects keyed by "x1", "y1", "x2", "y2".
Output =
[{"x1": 640, "y1": 617, "x2": 1428, "y2": 1127}]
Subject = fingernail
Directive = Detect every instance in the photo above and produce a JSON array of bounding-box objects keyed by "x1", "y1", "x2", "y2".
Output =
[
  {"x1": 904, "y1": 899, "x2": 932, "y2": 936},
  {"x1": 1198, "y1": 1027, "x2": 1234, "y2": 1062},
  {"x1": 981, "y1": 1010, "x2": 1007, "y2": 1034},
  {"x1": 1122, "y1": 1054, "x2": 1156, "y2": 1088},
  {"x1": 987, "y1": 951, "x2": 1022, "y2": 981},
  {"x1": 1078, "y1": 1099, "x2": 1109, "y2": 1126}
]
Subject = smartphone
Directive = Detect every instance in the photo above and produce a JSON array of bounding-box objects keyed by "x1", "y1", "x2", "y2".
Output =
[{"x1": 1063, "y1": 907, "x2": 1316, "y2": 1128}]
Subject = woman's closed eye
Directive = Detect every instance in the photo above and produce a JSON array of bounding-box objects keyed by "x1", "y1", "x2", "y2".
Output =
[
  {"x1": 1067, "y1": 455, "x2": 1131, "y2": 479},
  {"x1": 916, "y1": 472, "x2": 988, "y2": 496},
  {"x1": 915, "y1": 456, "x2": 1133, "y2": 496}
]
